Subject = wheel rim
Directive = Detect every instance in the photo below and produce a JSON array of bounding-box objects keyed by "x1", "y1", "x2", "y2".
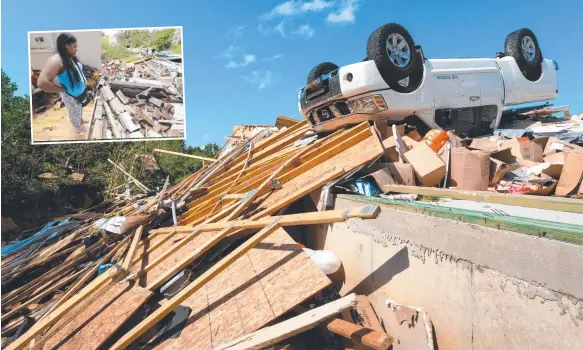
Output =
[
  {"x1": 521, "y1": 36, "x2": 536, "y2": 62},
  {"x1": 386, "y1": 33, "x2": 411, "y2": 68}
]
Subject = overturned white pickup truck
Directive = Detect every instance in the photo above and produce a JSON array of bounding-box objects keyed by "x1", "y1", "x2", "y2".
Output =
[{"x1": 298, "y1": 23, "x2": 559, "y2": 136}]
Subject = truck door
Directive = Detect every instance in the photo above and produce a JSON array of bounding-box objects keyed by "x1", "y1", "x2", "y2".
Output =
[{"x1": 431, "y1": 59, "x2": 482, "y2": 109}]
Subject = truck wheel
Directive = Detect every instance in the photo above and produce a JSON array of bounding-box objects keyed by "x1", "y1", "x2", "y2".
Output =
[
  {"x1": 367, "y1": 23, "x2": 417, "y2": 86},
  {"x1": 307, "y1": 62, "x2": 339, "y2": 84},
  {"x1": 390, "y1": 49, "x2": 424, "y2": 93},
  {"x1": 504, "y1": 28, "x2": 542, "y2": 80}
]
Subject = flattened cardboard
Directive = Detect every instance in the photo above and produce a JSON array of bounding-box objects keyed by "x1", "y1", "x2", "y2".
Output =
[
  {"x1": 543, "y1": 152, "x2": 565, "y2": 163},
  {"x1": 543, "y1": 137, "x2": 566, "y2": 156},
  {"x1": 450, "y1": 148, "x2": 490, "y2": 190},
  {"x1": 555, "y1": 152, "x2": 583, "y2": 197},
  {"x1": 386, "y1": 163, "x2": 415, "y2": 186},
  {"x1": 403, "y1": 142, "x2": 446, "y2": 187},
  {"x1": 367, "y1": 166, "x2": 396, "y2": 188},
  {"x1": 469, "y1": 136, "x2": 507, "y2": 152},
  {"x1": 382, "y1": 136, "x2": 419, "y2": 162}
]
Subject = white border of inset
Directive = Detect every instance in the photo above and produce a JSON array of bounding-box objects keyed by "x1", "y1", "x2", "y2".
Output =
[{"x1": 28, "y1": 25, "x2": 186, "y2": 145}]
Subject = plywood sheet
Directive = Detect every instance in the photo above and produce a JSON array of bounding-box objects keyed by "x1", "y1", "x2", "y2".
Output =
[
  {"x1": 155, "y1": 228, "x2": 330, "y2": 349},
  {"x1": 255, "y1": 134, "x2": 384, "y2": 216},
  {"x1": 44, "y1": 282, "x2": 152, "y2": 350}
]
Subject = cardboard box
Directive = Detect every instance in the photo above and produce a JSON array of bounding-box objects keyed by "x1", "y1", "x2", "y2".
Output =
[
  {"x1": 469, "y1": 136, "x2": 507, "y2": 152},
  {"x1": 386, "y1": 162, "x2": 415, "y2": 186},
  {"x1": 543, "y1": 152, "x2": 565, "y2": 163},
  {"x1": 543, "y1": 137, "x2": 566, "y2": 156},
  {"x1": 405, "y1": 130, "x2": 422, "y2": 142},
  {"x1": 499, "y1": 137, "x2": 548, "y2": 162},
  {"x1": 450, "y1": 148, "x2": 490, "y2": 190},
  {"x1": 382, "y1": 136, "x2": 419, "y2": 162},
  {"x1": 403, "y1": 142, "x2": 446, "y2": 187},
  {"x1": 555, "y1": 152, "x2": 583, "y2": 196},
  {"x1": 366, "y1": 165, "x2": 396, "y2": 188}
]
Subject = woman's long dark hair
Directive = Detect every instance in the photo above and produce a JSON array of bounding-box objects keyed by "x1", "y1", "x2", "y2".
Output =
[{"x1": 56, "y1": 33, "x2": 82, "y2": 86}]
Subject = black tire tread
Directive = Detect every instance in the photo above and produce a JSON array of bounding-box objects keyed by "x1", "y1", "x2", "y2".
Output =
[
  {"x1": 504, "y1": 28, "x2": 543, "y2": 81},
  {"x1": 307, "y1": 62, "x2": 339, "y2": 84},
  {"x1": 367, "y1": 23, "x2": 417, "y2": 84}
]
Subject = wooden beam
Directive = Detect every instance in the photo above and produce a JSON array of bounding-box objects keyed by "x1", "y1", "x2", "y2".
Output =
[
  {"x1": 381, "y1": 184, "x2": 583, "y2": 213},
  {"x1": 325, "y1": 318, "x2": 393, "y2": 350},
  {"x1": 152, "y1": 148, "x2": 217, "y2": 162},
  {"x1": 112, "y1": 204, "x2": 381, "y2": 349},
  {"x1": 121, "y1": 226, "x2": 143, "y2": 271},
  {"x1": 5, "y1": 268, "x2": 116, "y2": 350},
  {"x1": 151, "y1": 205, "x2": 381, "y2": 234},
  {"x1": 212, "y1": 294, "x2": 358, "y2": 350},
  {"x1": 40, "y1": 237, "x2": 130, "y2": 321},
  {"x1": 107, "y1": 159, "x2": 150, "y2": 192},
  {"x1": 111, "y1": 220, "x2": 284, "y2": 349},
  {"x1": 1, "y1": 268, "x2": 87, "y2": 322}
]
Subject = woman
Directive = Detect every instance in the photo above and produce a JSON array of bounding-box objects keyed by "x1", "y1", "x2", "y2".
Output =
[{"x1": 37, "y1": 33, "x2": 88, "y2": 134}]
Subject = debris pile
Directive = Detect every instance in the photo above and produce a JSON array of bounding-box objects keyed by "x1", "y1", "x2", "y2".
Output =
[
  {"x1": 86, "y1": 57, "x2": 185, "y2": 140},
  {"x1": 2, "y1": 117, "x2": 403, "y2": 350},
  {"x1": 344, "y1": 110, "x2": 583, "y2": 201}
]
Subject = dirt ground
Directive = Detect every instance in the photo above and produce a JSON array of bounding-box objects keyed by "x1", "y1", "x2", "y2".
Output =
[{"x1": 31, "y1": 100, "x2": 95, "y2": 143}]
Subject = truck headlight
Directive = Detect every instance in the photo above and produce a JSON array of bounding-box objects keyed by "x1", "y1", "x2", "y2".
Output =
[{"x1": 347, "y1": 95, "x2": 388, "y2": 114}]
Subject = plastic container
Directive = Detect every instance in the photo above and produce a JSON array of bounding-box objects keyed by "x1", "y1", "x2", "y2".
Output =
[
  {"x1": 423, "y1": 129, "x2": 450, "y2": 152},
  {"x1": 302, "y1": 248, "x2": 341, "y2": 275}
]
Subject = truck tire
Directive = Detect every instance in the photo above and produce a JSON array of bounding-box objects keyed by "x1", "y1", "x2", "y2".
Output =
[
  {"x1": 367, "y1": 23, "x2": 418, "y2": 86},
  {"x1": 504, "y1": 28, "x2": 542, "y2": 81},
  {"x1": 307, "y1": 62, "x2": 339, "y2": 84},
  {"x1": 391, "y1": 49, "x2": 424, "y2": 93}
]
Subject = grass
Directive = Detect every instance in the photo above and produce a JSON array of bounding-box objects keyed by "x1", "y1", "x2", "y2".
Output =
[
  {"x1": 119, "y1": 54, "x2": 141, "y2": 63},
  {"x1": 170, "y1": 44, "x2": 182, "y2": 54}
]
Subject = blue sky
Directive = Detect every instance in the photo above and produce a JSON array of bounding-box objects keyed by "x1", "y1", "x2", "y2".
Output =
[{"x1": 2, "y1": 0, "x2": 582, "y2": 146}]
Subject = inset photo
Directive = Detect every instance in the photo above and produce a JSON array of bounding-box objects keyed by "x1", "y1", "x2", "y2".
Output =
[{"x1": 29, "y1": 26, "x2": 185, "y2": 144}]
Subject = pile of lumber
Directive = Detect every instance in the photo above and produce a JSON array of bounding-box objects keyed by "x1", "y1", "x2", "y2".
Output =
[
  {"x1": 2, "y1": 117, "x2": 400, "y2": 349},
  {"x1": 86, "y1": 80, "x2": 185, "y2": 140}
]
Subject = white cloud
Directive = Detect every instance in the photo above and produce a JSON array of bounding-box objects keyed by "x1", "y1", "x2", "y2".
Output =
[
  {"x1": 242, "y1": 70, "x2": 277, "y2": 89},
  {"x1": 262, "y1": 54, "x2": 284, "y2": 62},
  {"x1": 294, "y1": 24, "x2": 315, "y2": 38},
  {"x1": 275, "y1": 20, "x2": 286, "y2": 37},
  {"x1": 225, "y1": 54, "x2": 256, "y2": 69},
  {"x1": 261, "y1": 0, "x2": 335, "y2": 19},
  {"x1": 224, "y1": 25, "x2": 246, "y2": 38},
  {"x1": 326, "y1": 0, "x2": 361, "y2": 23},
  {"x1": 215, "y1": 45, "x2": 239, "y2": 59}
]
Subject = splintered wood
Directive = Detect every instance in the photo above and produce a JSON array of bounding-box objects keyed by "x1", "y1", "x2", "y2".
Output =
[
  {"x1": 150, "y1": 228, "x2": 331, "y2": 349},
  {"x1": 4, "y1": 117, "x2": 385, "y2": 350}
]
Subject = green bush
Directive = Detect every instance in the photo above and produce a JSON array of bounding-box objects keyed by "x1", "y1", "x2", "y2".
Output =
[{"x1": 151, "y1": 29, "x2": 176, "y2": 51}]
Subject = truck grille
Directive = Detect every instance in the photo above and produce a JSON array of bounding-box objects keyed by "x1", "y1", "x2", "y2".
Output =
[
  {"x1": 334, "y1": 102, "x2": 351, "y2": 115},
  {"x1": 300, "y1": 74, "x2": 342, "y2": 111}
]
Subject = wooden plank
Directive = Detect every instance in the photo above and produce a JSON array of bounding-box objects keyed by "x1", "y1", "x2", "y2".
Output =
[
  {"x1": 381, "y1": 184, "x2": 583, "y2": 213},
  {"x1": 122, "y1": 226, "x2": 143, "y2": 271},
  {"x1": 325, "y1": 318, "x2": 393, "y2": 350},
  {"x1": 146, "y1": 206, "x2": 378, "y2": 291},
  {"x1": 111, "y1": 221, "x2": 284, "y2": 349},
  {"x1": 251, "y1": 133, "x2": 384, "y2": 219},
  {"x1": 5, "y1": 269, "x2": 114, "y2": 350},
  {"x1": 212, "y1": 294, "x2": 357, "y2": 350},
  {"x1": 107, "y1": 159, "x2": 150, "y2": 192},
  {"x1": 152, "y1": 148, "x2": 218, "y2": 162},
  {"x1": 43, "y1": 283, "x2": 152, "y2": 350},
  {"x1": 151, "y1": 206, "x2": 380, "y2": 234},
  {"x1": 41, "y1": 237, "x2": 130, "y2": 321}
]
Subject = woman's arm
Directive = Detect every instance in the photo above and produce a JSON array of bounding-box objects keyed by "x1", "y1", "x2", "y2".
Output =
[{"x1": 37, "y1": 56, "x2": 67, "y2": 93}]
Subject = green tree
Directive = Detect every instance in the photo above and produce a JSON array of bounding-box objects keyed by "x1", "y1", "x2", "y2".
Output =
[
  {"x1": 1, "y1": 70, "x2": 220, "y2": 237},
  {"x1": 150, "y1": 28, "x2": 176, "y2": 51}
]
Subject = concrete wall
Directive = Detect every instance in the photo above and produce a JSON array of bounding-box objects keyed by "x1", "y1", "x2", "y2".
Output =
[
  {"x1": 29, "y1": 30, "x2": 102, "y2": 72},
  {"x1": 309, "y1": 196, "x2": 583, "y2": 350}
]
